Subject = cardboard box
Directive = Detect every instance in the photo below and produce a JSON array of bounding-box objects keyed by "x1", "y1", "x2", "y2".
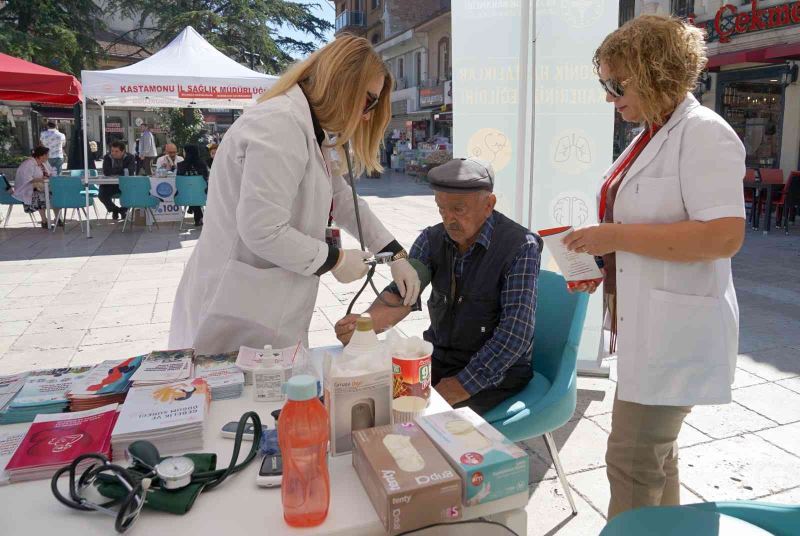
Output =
[
  {"x1": 352, "y1": 422, "x2": 462, "y2": 535},
  {"x1": 416, "y1": 408, "x2": 529, "y2": 506},
  {"x1": 324, "y1": 365, "x2": 392, "y2": 456}
]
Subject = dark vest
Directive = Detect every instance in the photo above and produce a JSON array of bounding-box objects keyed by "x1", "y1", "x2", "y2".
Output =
[{"x1": 424, "y1": 211, "x2": 538, "y2": 372}]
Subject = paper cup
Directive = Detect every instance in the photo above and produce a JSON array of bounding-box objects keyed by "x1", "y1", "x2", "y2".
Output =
[
  {"x1": 392, "y1": 346, "x2": 433, "y2": 402},
  {"x1": 392, "y1": 396, "x2": 427, "y2": 424}
]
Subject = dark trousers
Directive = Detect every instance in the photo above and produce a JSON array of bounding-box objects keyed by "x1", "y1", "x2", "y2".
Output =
[
  {"x1": 98, "y1": 184, "x2": 123, "y2": 213},
  {"x1": 432, "y1": 358, "x2": 532, "y2": 415}
]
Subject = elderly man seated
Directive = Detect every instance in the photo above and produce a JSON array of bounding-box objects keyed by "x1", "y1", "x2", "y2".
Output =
[
  {"x1": 156, "y1": 143, "x2": 183, "y2": 173},
  {"x1": 336, "y1": 158, "x2": 542, "y2": 413}
]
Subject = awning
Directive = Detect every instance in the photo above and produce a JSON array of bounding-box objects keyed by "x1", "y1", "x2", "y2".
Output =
[
  {"x1": 707, "y1": 42, "x2": 800, "y2": 70},
  {"x1": 0, "y1": 52, "x2": 83, "y2": 105}
]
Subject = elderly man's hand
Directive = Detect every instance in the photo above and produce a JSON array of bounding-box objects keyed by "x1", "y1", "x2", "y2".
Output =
[
  {"x1": 334, "y1": 314, "x2": 360, "y2": 345},
  {"x1": 435, "y1": 376, "x2": 470, "y2": 406}
]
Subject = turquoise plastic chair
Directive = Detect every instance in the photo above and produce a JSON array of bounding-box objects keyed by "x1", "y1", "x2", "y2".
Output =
[
  {"x1": 174, "y1": 175, "x2": 208, "y2": 231},
  {"x1": 118, "y1": 176, "x2": 159, "y2": 232},
  {"x1": 67, "y1": 169, "x2": 100, "y2": 218},
  {"x1": 50, "y1": 176, "x2": 91, "y2": 233},
  {"x1": 1, "y1": 177, "x2": 37, "y2": 228},
  {"x1": 484, "y1": 270, "x2": 590, "y2": 515},
  {"x1": 600, "y1": 502, "x2": 800, "y2": 536}
]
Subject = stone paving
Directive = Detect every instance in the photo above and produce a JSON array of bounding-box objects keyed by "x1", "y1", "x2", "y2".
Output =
[{"x1": 1, "y1": 170, "x2": 799, "y2": 535}]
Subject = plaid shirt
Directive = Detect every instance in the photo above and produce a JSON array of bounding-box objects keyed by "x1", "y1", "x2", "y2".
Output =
[{"x1": 399, "y1": 212, "x2": 541, "y2": 395}]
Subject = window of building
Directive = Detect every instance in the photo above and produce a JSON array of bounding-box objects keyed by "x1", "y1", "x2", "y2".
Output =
[
  {"x1": 619, "y1": 0, "x2": 635, "y2": 25},
  {"x1": 415, "y1": 52, "x2": 422, "y2": 86},
  {"x1": 670, "y1": 0, "x2": 694, "y2": 18},
  {"x1": 438, "y1": 37, "x2": 450, "y2": 82},
  {"x1": 398, "y1": 57, "x2": 404, "y2": 81}
]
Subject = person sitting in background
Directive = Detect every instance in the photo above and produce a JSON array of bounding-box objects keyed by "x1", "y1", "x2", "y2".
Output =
[
  {"x1": 156, "y1": 143, "x2": 183, "y2": 173},
  {"x1": 100, "y1": 140, "x2": 135, "y2": 220},
  {"x1": 207, "y1": 143, "x2": 218, "y2": 168},
  {"x1": 12, "y1": 146, "x2": 59, "y2": 228},
  {"x1": 177, "y1": 144, "x2": 209, "y2": 227},
  {"x1": 335, "y1": 158, "x2": 542, "y2": 413}
]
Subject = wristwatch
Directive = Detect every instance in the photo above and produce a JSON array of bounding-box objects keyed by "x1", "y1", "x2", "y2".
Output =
[{"x1": 391, "y1": 250, "x2": 409, "y2": 262}]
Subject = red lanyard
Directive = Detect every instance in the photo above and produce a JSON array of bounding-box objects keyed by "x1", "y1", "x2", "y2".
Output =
[{"x1": 598, "y1": 125, "x2": 661, "y2": 221}]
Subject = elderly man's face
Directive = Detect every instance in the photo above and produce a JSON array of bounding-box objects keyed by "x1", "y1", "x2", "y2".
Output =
[
  {"x1": 165, "y1": 144, "x2": 178, "y2": 158},
  {"x1": 435, "y1": 190, "x2": 496, "y2": 249}
]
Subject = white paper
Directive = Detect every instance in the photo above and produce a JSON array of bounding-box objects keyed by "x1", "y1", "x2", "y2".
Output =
[
  {"x1": 0, "y1": 431, "x2": 25, "y2": 485},
  {"x1": 130, "y1": 356, "x2": 192, "y2": 384},
  {"x1": 540, "y1": 227, "x2": 603, "y2": 282}
]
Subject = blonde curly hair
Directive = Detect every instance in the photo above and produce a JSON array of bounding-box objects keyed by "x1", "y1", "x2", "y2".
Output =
[{"x1": 593, "y1": 15, "x2": 707, "y2": 127}]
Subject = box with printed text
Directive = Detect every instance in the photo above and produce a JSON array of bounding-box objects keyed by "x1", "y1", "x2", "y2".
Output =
[{"x1": 415, "y1": 407, "x2": 529, "y2": 506}]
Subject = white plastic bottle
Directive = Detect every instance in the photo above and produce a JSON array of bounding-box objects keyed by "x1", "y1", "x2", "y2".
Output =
[{"x1": 343, "y1": 314, "x2": 379, "y2": 359}]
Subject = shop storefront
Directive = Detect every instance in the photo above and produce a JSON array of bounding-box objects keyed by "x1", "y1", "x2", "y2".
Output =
[{"x1": 694, "y1": 0, "x2": 800, "y2": 172}]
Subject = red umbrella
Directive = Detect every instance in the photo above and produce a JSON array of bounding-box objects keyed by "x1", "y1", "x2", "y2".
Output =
[{"x1": 0, "y1": 52, "x2": 83, "y2": 105}]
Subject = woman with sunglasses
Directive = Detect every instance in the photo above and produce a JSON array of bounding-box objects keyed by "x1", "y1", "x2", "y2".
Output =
[
  {"x1": 170, "y1": 35, "x2": 419, "y2": 354},
  {"x1": 564, "y1": 16, "x2": 746, "y2": 519}
]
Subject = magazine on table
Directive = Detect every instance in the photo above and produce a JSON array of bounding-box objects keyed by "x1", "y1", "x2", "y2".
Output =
[
  {"x1": 9, "y1": 367, "x2": 93, "y2": 408},
  {"x1": 113, "y1": 378, "x2": 209, "y2": 437},
  {"x1": 0, "y1": 372, "x2": 29, "y2": 411},
  {"x1": 130, "y1": 349, "x2": 194, "y2": 385},
  {"x1": 3, "y1": 404, "x2": 118, "y2": 482},
  {"x1": 69, "y1": 356, "x2": 144, "y2": 397}
]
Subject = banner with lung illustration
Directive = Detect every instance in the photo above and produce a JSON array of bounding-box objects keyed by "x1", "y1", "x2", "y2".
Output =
[{"x1": 453, "y1": 0, "x2": 619, "y2": 368}]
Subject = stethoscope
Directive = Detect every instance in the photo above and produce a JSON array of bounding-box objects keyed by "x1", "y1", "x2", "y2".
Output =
[{"x1": 51, "y1": 412, "x2": 263, "y2": 533}]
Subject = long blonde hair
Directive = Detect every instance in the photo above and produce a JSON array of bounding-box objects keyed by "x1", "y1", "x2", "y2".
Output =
[
  {"x1": 593, "y1": 15, "x2": 707, "y2": 127},
  {"x1": 259, "y1": 34, "x2": 392, "y2": 175}
]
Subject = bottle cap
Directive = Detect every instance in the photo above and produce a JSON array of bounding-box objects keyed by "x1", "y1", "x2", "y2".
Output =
[
  {"x1": 285, "y1": 375, "x2": 318, "y2": 402},
  {"x1": 356, "y1": 314, "x2": 374, "y2": 332}
]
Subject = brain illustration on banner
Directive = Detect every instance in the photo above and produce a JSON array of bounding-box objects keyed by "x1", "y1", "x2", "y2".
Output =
[
  {"x1": 467, "y1": 128, "x2": 513, "y2": 172},
  {"x1": 550, "y1": 192, "x2": 592, "y2": 228},
  {"x1": 538, "y1": 0, "x2": 606, "y2": 29},
  {"x1": 551, "y1": 130, "x2": 594, "y2": 175}
]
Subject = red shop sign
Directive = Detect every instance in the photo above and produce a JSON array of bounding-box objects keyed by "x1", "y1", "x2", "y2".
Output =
[{"x1": 713, "y1": 0, "x2": 800, "y2": 43}]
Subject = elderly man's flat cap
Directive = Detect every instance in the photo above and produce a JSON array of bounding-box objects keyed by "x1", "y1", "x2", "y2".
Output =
[{"x1": 427, "y1": 158, "x2": 495, "y2": 193}]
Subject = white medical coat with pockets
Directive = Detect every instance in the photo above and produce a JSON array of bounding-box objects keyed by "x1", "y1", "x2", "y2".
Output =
[
  {"x1": 169, "y1": 84, "x2": 395, "y2": 354},
  {"x1": 608, "y1": 93, "x2": 746, "y2": 406}
]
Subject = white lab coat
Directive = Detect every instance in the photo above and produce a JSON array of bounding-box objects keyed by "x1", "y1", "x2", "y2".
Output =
[
  {"x1": 607, "y1": 93, "x2": 746, "y2": 406},
  {"x1": 169, "y1": 85, "x2": 395, "y2": 354}
]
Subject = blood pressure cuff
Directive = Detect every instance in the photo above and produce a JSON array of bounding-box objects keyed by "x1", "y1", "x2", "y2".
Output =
[{"x1": 96, "y1": 453, "x2": 216, "y2": 515}]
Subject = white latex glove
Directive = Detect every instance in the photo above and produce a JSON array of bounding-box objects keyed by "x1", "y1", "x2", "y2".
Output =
[
  {"x1": 331, "y1": 249, "x2": 371, "y2": 284},
  {"x1": 390, "y1": 258, "x2": 421, "y2": 307}
]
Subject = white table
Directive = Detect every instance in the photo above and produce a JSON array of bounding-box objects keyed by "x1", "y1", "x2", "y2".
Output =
[
  {"x1": 0, "y1": 348, "x2": 528, "y2": 535},
  {"x1": 43, "y1": 175, "x2": 121, "y2": 237}
]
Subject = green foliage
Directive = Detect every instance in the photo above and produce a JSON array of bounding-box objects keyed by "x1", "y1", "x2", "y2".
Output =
[
  {"x1": 107, "y1": 0, "x2": 332, "y2": 74},
  {"x1": 156, "y1": 108, "x2": 205, "y2": 148},
  {"x1": 0, "y1": 0, "x2": 106, "y2": 75}
]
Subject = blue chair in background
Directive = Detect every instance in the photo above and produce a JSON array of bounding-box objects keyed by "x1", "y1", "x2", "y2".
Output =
[
  {"x1": 1, "y1": 176, "x2": 37, "y2": 228},
  {"x1": 119, "y1": 176, "x2": 159, "y2": 232},
  {"x1": 50, "y1": 176, "x2": 91, "y2": 233},
  {"x1": 599, "y1": 501, "x2": 800, "y2": 536},
  {"x1": 484, "y1": 270, "x2": 590, "y2": 515},
  {"x1": 67, "y1": 169, "x2": 100, "y2": 219},
  {"x1": 174, "y1": 175, "x2": 207, "y2": 231}
]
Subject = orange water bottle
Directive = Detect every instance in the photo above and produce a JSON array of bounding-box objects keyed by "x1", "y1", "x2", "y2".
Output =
[{"x1": 279, "y1": 375, "x2": 330, "y2": 527}]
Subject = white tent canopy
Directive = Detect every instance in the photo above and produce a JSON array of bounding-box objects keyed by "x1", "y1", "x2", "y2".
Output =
[
  {"x1": 81, "y1": 26, "x2": 277, "y2": 109},
  {"x1": 78, "y1": 26, "x2": 278, "y2": 238}
]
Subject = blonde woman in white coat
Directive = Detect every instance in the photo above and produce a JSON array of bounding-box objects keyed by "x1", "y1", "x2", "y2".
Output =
[
  {"x1": 564, "y1": 16, "x2": 746, "y2": 519},
  {"x1": 169, "y1": 36, "x2": 420, "y2": 354}
]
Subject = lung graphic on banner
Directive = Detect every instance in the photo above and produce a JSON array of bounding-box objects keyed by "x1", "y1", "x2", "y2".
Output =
[{"x1": 453, "y1": 1, "x2": 619, "y2": 371}]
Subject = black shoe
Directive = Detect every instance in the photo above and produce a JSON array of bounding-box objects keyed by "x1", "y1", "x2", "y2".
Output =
[
  {"x1": 112, "y1": 210, "x2": 120, "y2": 221},
  {"x1": 41, "y1": 221, "x2": 48, "y2": 229},
  {"x1": 194, "y1": 219, "x2": 203, "y2": 227},
  {"x1": 120, "y1": 209, "x2": 128, "y2": 219}
]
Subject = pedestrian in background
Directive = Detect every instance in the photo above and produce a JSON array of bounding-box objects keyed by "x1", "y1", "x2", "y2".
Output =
[
  {"x1": 177, "y1": 144, "x2": 209, "y2": 227},
  {"x1": 565, "y1": 15, "x2": 746, "y2": 519},
  {"x1": 138, "y1": 123, "x2": 158, "y2": 174},
  {"x1": 39, "y1": 121, "x2": 66, "y2": 174}
]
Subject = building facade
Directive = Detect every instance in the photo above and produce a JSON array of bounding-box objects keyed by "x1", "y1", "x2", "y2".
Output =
[
  {"x1": 618, "y1": 0, "x2": 800, "y2": 173},
  {"x1": 332, "y1": 0, "x2": 452, "y2": 148}
]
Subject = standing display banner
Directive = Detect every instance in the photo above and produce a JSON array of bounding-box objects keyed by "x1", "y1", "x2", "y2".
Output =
[
  {"x1": 453, "y1": 1, "x2": 619, "y2": 374},
  {"x1": 149, "y1": 176, "x2": 182, "y2": 223}
]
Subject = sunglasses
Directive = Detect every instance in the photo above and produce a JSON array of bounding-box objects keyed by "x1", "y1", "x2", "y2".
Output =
[
  {"x1": 599, "y1": 78, "x2": 625, "y2": 98},
  {"x1": 363, "y1": 92, "x2": 380, "y2": 114}
]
